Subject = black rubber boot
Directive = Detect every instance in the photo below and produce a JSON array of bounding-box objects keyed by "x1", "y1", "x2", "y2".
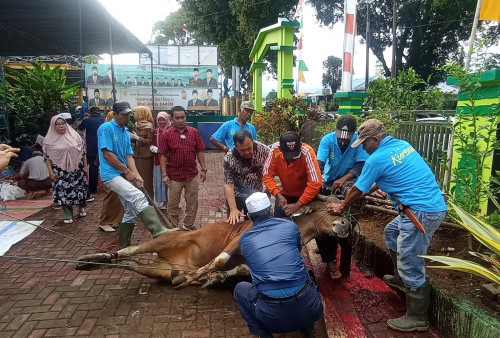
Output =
[
  {"x1": 383, "y1": 250, "x2": 406, "y2": 292},
  {"x1": 138, "y1": 206, "x2": 169, "y2": 238},
  {"x1": 387, "y1": 282, "x2": 430, "y2": 332},
  {"x1": 118, "y1": 222, "x2": 135, "y2": 249}
]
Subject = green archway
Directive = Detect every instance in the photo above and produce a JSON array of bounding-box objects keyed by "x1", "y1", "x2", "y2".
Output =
[{"x1": 249, "y1": 18, "x2": 300, "y2": 111}]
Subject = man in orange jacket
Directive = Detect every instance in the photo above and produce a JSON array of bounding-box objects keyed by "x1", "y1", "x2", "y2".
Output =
[{"x1": 263, "y1": 131, "x2": 322, "y2": 218}]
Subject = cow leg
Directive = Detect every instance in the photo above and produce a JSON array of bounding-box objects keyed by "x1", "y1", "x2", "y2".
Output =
[
  {"x1": 76, "y1": 238, "x2": 171, "y2": 270},
  {"x1": 200, "y1": 264, "x2": 250, "y2": 289},
  {"x1": 118, "y1": 259, "x2": 182, "y2": 281}
]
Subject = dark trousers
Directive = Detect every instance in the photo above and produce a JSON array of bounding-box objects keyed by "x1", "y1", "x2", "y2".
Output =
[
  {"x1": 233, "y1": 279, "x2": 323, "y2": 336},
  {"x1": 18, "y1": 178, "x2": 51, "y2": 192},
  {"x1": 87, "y1": 155, "x2": 99, "y2": 194},
  {"x1": 274, "y1": 194, "x2": 338, "y2": 263}
]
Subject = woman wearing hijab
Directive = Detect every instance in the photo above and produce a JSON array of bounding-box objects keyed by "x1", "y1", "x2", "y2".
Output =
[
  {"x1": 44, "y1": 116, "x2": 89, "y2": 224},
  {"x1": 132, "y1": 106, "x2": 155, "y2": 199},
  {"x1": 98, "y1": 112, "x2": 125, "y2": 232},
  {"x1": 152, "y1": 111, "x2": 171, "y2": 209}
]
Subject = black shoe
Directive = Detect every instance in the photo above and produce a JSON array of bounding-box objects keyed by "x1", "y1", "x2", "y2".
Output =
[
  {"x1": 52, "y1": 203, "x2": 62, "y2": 209},
  {"x1": 86, "y1": 195, "x2": 95, "y2": 202}
]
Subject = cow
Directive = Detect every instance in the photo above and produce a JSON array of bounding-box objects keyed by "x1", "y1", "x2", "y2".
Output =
[{"x1": 76, "y1": 199, "x2": 350, "y2": 288}]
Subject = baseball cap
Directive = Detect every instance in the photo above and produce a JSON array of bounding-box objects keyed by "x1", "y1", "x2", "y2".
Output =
[
  {"x1": 113, "y1": 101, "x2": 133, "y2": 114},
  {"x1": 245, "y1": 192, "x2": 271, "y2": 213},
  {"x1": 240, "y1": 101, "x2": 255, "y2": 111},
  {"x1": 351, "y1": 119, "x2": 385, "y2": 148},
  {"x1": 335, "y1": 114, "x2": 356, "y2": 140},
  {"x1": 279, "y1": 131, "x2": 302, "y2": 161}
]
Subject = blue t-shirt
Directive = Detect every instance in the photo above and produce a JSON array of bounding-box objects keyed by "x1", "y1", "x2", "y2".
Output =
[
  {"x1": 355, "y1": 136, "x2": 447, "y2": 212},
  {"x1": 78, "y1": 114, "x2": 104, "y2": 157},
  {"x1": 211, "y1": 118, "x2": 257, "y2": 148},
  {"x1": 317, "y1": 131, "x2": 369, "y2": 184},
  {"x1": 239, "y1": 217, "x2": 308, "y2": 292},
  {"x1": 97, "y1": 119, "x2": 133, "y2": 182}
]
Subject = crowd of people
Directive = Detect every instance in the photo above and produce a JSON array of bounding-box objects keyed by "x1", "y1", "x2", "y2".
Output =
[{"x1": 0, "y1": 100, "x2": 447, "y2": 336}]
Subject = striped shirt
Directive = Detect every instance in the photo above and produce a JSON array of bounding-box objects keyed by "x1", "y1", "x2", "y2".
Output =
[{"x1": 263, "y1": 142, "x2": 322, "y2": 205}]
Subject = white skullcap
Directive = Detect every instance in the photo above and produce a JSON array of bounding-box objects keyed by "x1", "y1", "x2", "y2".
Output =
[{"x1": 245, "y1": 192, "x2": 271, "y2": 213}]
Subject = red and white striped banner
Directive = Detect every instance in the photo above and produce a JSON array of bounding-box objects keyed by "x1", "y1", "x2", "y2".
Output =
[{"x1": 341, "y1": 0, "x2": 358, "y2": 92}]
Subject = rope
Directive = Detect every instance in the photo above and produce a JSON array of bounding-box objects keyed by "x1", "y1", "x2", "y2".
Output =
[
  {"x1": 0, "y1": 255, "x2": 193, "y2": 272},
  {"x1": 0, "y1": 210, "x2": 114, "y2": 253}
]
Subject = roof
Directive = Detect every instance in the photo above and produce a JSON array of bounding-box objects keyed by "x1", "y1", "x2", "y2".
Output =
[{"x1": 0, "y1": 0, "x2": 150, "y2": 57}]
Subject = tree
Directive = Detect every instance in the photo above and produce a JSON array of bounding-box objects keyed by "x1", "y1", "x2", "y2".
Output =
[
  {"x1": 152, "y1": 8, "x2": 191, "y2": 45},
  {"x1": 322, "y1": 56, "x2": 342, "y2": 93},
  {"x1": 1, "y1": 62, "x2": 79, "y2": 135},
  {"x1": 309, "y1": 0, "x2": 479, "y2": 84},
  {"x1": 167, "y1": 0, "x2": 296, "y2": 81}
]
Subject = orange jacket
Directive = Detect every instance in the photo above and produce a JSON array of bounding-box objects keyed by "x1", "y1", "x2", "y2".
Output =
[{"x1": 263, "y1": 142, "x2": 322, "y2": 205}]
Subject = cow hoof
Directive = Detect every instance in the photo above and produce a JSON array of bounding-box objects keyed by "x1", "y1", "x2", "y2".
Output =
[{"x1": 75, "y1": 253, "x2": 115, "y2": 270}]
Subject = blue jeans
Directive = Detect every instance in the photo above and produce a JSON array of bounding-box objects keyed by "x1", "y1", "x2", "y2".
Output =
[
  {"x1": 233, "y1": 279, "x2": 323, "y2": 336},
  {"x1": 384, "y1": 210, "x2": 446, "y2": 291},
  {"x1": 105, "y1": 175, "x2": 150, "y2": 223},
  {"x1": 153, "y1": 165, "x2": 167, "y2": 203}
]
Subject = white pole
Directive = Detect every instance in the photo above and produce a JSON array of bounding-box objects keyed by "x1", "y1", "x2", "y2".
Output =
[{"x1": 465, "y1": 0, "x2": 483, "y2": 71}]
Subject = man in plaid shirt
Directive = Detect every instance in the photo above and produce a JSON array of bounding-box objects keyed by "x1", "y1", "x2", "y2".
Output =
[{"x1": 159, "y1": 106, "x2": 206, "y2": 230}]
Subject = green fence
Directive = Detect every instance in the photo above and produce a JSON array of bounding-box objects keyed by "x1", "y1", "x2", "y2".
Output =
[{"x1": 392, "y1": 111, "x2": 454, "y2": 186}]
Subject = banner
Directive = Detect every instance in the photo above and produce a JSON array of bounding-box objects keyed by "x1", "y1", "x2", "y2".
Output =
[
  {"x1": 85, "y1": 64, "x2": 218, "y2": 88},
  {"x1": 87, "y1": 86, "x2": 220, "y2": 111}
]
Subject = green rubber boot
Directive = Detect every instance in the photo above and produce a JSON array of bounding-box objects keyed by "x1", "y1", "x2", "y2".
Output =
[
  {"x1": 383, "y1": 250, "x2": 406, "y2": 292},
  {"x1": 138, "y1": 206, "x2": 168, "y2": 238},
  {"x1": 387, "y1": 282, "x2": 430, "y2": 332},
  {"x1": 118, "y1": 222, "x2": 135, "y2": 249}
]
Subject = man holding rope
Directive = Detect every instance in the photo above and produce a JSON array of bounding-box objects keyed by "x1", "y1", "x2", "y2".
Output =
[{"x1": 97, "y1": 101, "x2": 169, "y2": 249}]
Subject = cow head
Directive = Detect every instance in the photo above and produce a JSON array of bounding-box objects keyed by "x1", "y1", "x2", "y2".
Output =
[{"x1": 292, "y1": 199, "x2": 351, "y2": 244}]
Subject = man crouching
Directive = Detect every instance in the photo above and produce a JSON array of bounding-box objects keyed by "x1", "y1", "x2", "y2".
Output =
[{"x1": 233, "y1": 192, "x2": 323, "y2": 338}]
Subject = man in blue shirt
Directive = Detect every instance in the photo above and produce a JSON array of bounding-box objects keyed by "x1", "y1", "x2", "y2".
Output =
[
  {"x1": 316, "y1": 114, "x2": 368, "y2": 280},
  {"x1": 210, "y1": 101, "x2": 257, "y2": 152},
  {"x1": 234, "y1": 192, "x2": 323, "y2": 338},
  {"x1": 78, "y1": 107, "x2": 104, "y2": 201},
  {"x1": 327, "y1": 119, "x2": 447, "y2": 332},
  {"x1": 97, "y1": 101, "x2": 170, "y2": 249}
]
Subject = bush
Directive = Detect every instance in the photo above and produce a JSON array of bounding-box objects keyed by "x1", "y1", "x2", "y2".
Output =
[{"x1": 253, "y1": 96, "x2": 320, "y2": 145}]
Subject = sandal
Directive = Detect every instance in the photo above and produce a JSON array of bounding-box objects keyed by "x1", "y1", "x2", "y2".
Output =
[
  {"x1": 327, "y1": 262, "x2": 342, "y2": 280},
  {"x1": 79, "y1": 208, "x2": 86, "y2": 217}
]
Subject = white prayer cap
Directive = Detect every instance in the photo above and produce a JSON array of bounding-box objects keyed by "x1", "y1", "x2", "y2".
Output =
[{"x1": 245, "y1": 192, "x2": 271, "y2": 213}]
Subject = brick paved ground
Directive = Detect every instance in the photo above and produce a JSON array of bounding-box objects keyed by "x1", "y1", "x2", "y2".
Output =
[
  {"x1": 0, "y1": 151, "x2": 440, "y2": 337},
  {"x1": 0, "y1": 152, "x2": 325, "y2": 338}
]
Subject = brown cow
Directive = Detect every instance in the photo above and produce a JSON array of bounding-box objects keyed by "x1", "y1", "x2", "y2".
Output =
[{"x1": 76, "y1": 200, "x2": 350, "y2": 288}]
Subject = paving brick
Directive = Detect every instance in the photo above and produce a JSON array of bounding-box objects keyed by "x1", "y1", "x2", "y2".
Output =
[
  {"x1": 11, "y1": 321, "x2": 38, "y2": 338},
  {"x1": 68, "y1": 310, "x2": 88, "y2": 327},
  {"x1": 4, "y1": 314, "x2": 30, "y2": 331},
  {"x1": 35, "y1": 318, "x2": 69, "y2": 329},
  {"x1": 76, "y1": 317, "x2": 97, "y2": 335},
  {"x1": 44, "y1": 327, "x2": 78, "y2": 337},
  {"x1": 28, "y1": 312, "x2": 59, "y2": 321},
  {"x1": 26, "y1": 329, "x2": 46, "y2": 338}
]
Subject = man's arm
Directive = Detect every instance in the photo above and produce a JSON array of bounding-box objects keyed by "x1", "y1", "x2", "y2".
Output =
[
  {"x1": 197, "y1": 150, "x2": 207, "y2": 182},
  {"x1": 318, "y1": 160, "x2": 325, "y2": 173},
  {"x1": 160, "y1": 154, "x2": 169, "y2": 186},
  {"x1": 210, "y1": 137, "x2": 228, "y2": 152},
  {"x1": 327, "y1": 185, "x2": 365, "y2": 215},
  {"x1": 224, "y1": 184, "x2": 244, "y2": 225},
  {"x1": 102, "y1": 149, "x2": 142, "y2": 184}
]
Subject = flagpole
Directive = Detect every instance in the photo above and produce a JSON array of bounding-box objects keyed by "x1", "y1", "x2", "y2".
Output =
[{"x1": 465, "y1": 0, "x2": 483, "y2": 71}]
